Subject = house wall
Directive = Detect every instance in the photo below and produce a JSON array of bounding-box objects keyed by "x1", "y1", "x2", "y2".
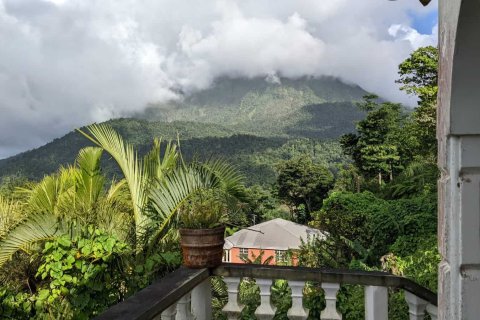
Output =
[
  {"x1": 226, "y1": 247, "x2": 298, "y2": 265},
  {"x1": 228, "y1": 248, "x2": 275, "y2": 264}
]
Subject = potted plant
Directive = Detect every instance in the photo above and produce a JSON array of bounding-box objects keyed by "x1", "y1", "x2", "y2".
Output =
[{"x1": 178, "y1": 190, "x2": 228, "y2": 268}]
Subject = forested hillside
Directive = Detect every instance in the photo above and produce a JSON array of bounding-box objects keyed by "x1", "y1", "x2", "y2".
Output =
[
  {"x1": 0, "y1": 76, "x2": 366, "y2": 183},
  {"x1": 141, "y1": 76, "x2": 366, "y2": 136}
]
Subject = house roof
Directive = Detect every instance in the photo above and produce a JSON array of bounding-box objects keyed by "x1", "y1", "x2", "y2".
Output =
[{"x1": 224, "y1": 218, "x2": 325, "y2": 250}]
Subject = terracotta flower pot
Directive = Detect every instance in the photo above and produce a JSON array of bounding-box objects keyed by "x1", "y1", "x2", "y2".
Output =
[{"x1": 179, "y1": 226, "x2": 225, "y2": 268}]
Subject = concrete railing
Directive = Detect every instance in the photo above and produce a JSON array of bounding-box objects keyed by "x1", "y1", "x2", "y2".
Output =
[{"x1": 96, "y1": 264, "x2": 437, "y2": 320}]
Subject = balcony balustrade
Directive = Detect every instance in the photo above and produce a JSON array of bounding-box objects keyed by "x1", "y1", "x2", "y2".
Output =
[{"x1": 96, "y1": 264, "x2": 437, "y2": 320}]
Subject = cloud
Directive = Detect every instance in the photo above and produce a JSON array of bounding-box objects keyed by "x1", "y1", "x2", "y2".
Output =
[
  {"x1": 0, "y1": 0, "x2": 437, "y2": 159},
  {"x1": 388, "y1": 24, "x2": 438, "y2": 48},
  {"x1": 170, "y1": 9, "x2": 326, "y2": 90}
]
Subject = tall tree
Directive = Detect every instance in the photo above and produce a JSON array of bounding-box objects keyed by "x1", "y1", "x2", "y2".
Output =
[
  {"x1": 341, "y1": 95, "x2": 404, "y2": 185},
  {"x1": 396, "y1": 45, "x2": 438, "y2": 107},
  {"x1": 276, "y1": 156, "x2": 333, "y2": 222},
  {"x1": 397, "y1": 46, "x2": 439, "y2": 158}
]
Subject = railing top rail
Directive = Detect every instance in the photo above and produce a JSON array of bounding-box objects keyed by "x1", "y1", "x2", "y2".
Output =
[
  {"x1": 96, "y1": 263, "x2": 437, "y2": 319},
  {"x1": 95, "y1": 267, "x2": 209, "y2": 320},
  {"x1": 212, "y1": 263, "x2": 437, "y2": 306}
]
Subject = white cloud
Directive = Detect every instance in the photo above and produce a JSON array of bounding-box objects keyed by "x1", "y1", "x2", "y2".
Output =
[
  {"x1": 0, "y1": 0, "x2": 437, "y2": 158},
  {"x1": 388, "y1": 24, "x2": 438, "y2": 48},
  {"x1": 43, "y1": 0, "x2": 67, "y2": 6},
  {"x1": 170, "y1": 10, "x2": 326, "y2": 91}
]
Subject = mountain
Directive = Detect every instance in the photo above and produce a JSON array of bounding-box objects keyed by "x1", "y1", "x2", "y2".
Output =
[
  {"x1": 140, "y1": 76, "x2": 367, "y2": 136},
  {"x1": 0, "y1": 76, "x2": 368, "y2": 184}
]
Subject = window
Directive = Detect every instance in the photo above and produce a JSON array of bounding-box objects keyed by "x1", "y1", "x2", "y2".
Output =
[
  {"x1": 275, "y1": 250, "x2": 287, "y2": 264},
  {"x1": 223, "y1": 249, "x2": 230, "y2": 262},
  {"x1": 239, "y1": 248, "x2": 249, "y2": 260}
]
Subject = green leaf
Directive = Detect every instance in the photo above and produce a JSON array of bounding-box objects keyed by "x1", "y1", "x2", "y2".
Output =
[
  {"x1": 81, "y1": 244, "x2": 92, "y2": 256},
  {"x1": 104, "y1": 238, "x2": 116, "y2": 252},
  {"x1": 37, "y1": 289, "x2": 50, "y2": 300},
  {"x1": 145, "y1": 259, "x2": 155, "y2": 272},
  {"x1": 62, "y1": 274, "x2": 73, "y2": 283},
  {"x1": 35, "y1": 300, "x2": 44, "y2": 309},
  {"x1": 44, "y1": 242, "x2": 53, "y2": 251},
  {"x1": 0, "y1": 213, "x2": 62, "y2": 268},
  {"x1": 22, "y1": 301, "x2": 31, "y2": 313},
  {"x1": 58, "y1": 237, "x2": 71, "y2": 247},
  {"x1": 52, "y1": 251, "x2": 63, "y2": 261},
  {"x1": 66, "y1": 255, "x2": 75, "y2": 264}
]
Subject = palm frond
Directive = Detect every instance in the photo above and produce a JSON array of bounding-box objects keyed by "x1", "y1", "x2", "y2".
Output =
[
  {"x1": 196, "y1": 159, "x2": 246, "y2": 200},
  {"x1": 0, "y1": 213, "x2": 62, "y2": 267},
  {"x1": 241, "y1": 250, "x2": 274, "y2": 265},
  {"x1": 0, "y1": 195, "x2": 24, "y2": 238},
  {"x1": 19, "y1": 169, "x2": 76, "y2": 216},
  {"x1": 148, "y1": 159, "x2": 246, "y2": 249},
  {"x1": 97, "y1": 179, "x2": 133, "y2": 243},
  {"x1": 148, "y1": 167, "x2": 208, "y2": 246},
  {"x1": 106, "y1": 179, "x2": 128, "y2": 201},
  {"x1": 77, "y1": 124, "x2": 150, "y2": 242},
  {"x1": 74, "y1": 147, "x2": 105, "y2": 211},
  {"x1": 143, "y1": 138, "x2": 178, "y2": 182}
]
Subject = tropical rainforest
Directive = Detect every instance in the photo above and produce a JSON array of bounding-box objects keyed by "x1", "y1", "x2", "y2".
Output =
[{"x1": 0, "y1": 46, "x2": 438, "y2": 319}]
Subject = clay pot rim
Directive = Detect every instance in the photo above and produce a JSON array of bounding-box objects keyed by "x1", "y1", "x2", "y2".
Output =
[{"x1": 179, "y1": 225, "x2": 225, "y2": 235}]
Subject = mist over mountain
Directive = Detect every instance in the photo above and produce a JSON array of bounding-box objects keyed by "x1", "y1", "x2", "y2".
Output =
[{"x1": 140, "y1": 76, "x2": 366, "y2": 135}]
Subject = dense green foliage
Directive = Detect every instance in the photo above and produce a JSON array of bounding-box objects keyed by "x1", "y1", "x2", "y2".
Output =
[
  {"x1": 0, "y1": 126, "x2": 350, "y2": 188},
  {"x1": 276, "y1": 157, "x2": 334, "y2": 223},
  {"x1": 34, "y1": 230, "x2": 128, "y2": 318},
  {"x1": 0, "y1": 124, "x2": 246, "y2": 318},
  {"x1": 309, "y1": 191, "x2": 437, "y2": 266},
  {"x1": 294, "y1": 46, "x2": 439, "y2": 319}
]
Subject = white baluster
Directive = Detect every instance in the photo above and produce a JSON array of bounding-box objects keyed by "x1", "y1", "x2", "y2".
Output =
[
  {"x1": 176, "y1": 292, "x2": 194, "y2": 320},
  {"x1": 287, "y1": 280, "x2": 308, "y2": 320},
  {"x1": 404, "y1": 291, "x2": 428, "y2": 320},
  {"x1": 255, "y1": 278, "x2": 276, "y2": 320},
  {"x1": 158, "y1": 303, "x2": 177, "y2": 320},
  {"x1": 191, "y1": 279, "x2": 212, "y2": 320},
  {"x1": 426, "y1": 304, "x2": 438, "y2": 320},
  {"x1": 223, "y1": 277, "x2": 243, "y2": 320},
  {"x1": 365, "y1": 286, "x2": 388, "y2": 320},
  {"x1": 321, "y1": 283, "x2": 342, "y2": 320}
]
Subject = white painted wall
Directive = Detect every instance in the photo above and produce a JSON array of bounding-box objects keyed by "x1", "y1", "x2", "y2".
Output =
[{"x1": 438, "y1": 1, "x2": 480, "y2": 319}]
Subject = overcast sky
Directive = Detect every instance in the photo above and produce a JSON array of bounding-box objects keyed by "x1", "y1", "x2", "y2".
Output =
[{"x1": 0, "y1": 0, "x2": 437, "y2": 159}]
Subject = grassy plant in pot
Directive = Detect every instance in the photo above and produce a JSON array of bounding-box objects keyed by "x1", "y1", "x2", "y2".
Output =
[{"x1": 178, "y1": 190, "x2": 228, "y2": 268}]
